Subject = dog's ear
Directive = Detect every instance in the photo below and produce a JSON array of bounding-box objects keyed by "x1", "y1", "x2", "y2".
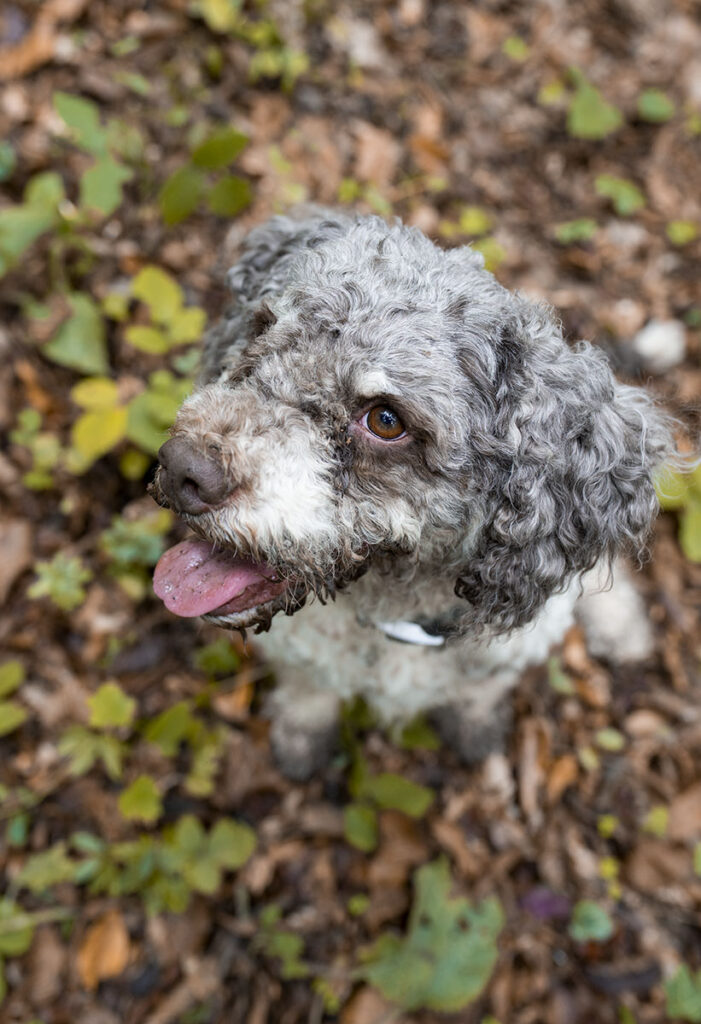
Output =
[{"x1": 454, "y1": 303, "x2": 673, "y2": 634}]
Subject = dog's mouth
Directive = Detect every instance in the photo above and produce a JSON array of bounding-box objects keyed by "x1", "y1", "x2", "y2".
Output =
[{"x1": 153, "y1": 538, "x2": 295, "y2": 631}]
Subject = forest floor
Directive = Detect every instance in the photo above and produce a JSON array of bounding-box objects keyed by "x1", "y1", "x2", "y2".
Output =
[{"x1": 0, "y1": 1, "x2": 700, "y2": 1022}]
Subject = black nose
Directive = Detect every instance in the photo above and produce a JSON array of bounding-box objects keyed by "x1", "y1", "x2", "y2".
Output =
[{"x1": 157, "y1": 438, "x2": 232, "y2": 515}]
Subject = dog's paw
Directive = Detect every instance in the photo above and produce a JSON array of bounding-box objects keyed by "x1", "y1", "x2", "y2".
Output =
[
  {"x1": 430, "y1": 700, "x2": 512, "y2": 767},
  {"x1": 270, "y1": 715, "x2": 338, "y2": 781}
]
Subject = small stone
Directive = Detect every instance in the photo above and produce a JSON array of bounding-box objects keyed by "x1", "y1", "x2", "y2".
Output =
[{"x1": 631, "y1": 319, "x2": 686, "y2": 373}]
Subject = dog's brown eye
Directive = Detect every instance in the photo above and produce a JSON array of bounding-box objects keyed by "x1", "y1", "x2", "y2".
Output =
[{"x1": 364, "y1": 406, "x2": 406, "y2": 440}]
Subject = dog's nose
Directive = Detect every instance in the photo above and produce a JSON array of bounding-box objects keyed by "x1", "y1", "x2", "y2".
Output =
[{"x1": 157, "y1": 438, "x2": 232, "y2": 515}]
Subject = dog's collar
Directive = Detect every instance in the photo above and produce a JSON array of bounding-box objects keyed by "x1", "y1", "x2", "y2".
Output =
[{"x1": 374, "y1": 607, "x2": 464, "y2": 647}]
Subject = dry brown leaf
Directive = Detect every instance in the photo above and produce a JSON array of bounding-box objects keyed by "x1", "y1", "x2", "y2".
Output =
[
  {"x1": 667, "y1": 782, "x2": 701, "y2": 841},
  {"x1": 547, "y1": 754, "x2": 578, "y2": 805},
  {"x1": 626, "y1": 840, "x2": 692, "y2": 894},
  {"x1": 353, "y1": 122, "x2": 401, "y2": 186},
  {"x1": 77, "y1": 910, "x2": 130, "y2": 991},
  {"x1": 341, "y1": 986, "x2": 407, "y2": 1024},
  {"x1": 28, "y1": 926, "x2": 66, "y2": 1005},
  {"x1": 431, "y1": 818, "x2": 487, "y2": 879},
  {"x1": 0, "y1": 519, "x2": 32, "y2": 605}
]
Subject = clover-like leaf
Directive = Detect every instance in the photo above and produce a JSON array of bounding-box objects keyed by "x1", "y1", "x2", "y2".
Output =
[
  {"x1": 0, "y1": 660, "x2": 25, "y2": 699},
  {"x1": 71, "y1": 406, "x2": 128, "y2": 464},
  {"x1": 638, "y1": 88, "x2": 675, "y2": 123},
  {"x1": 567, "y1": 73, "x2": 623, "y2": 140},
  {"x1": 206, "y1": 174, "x2": 252, "y2": 216},
  {"x1": 80, "y1": 156, "x2": 132, "y2": 216},
  {"x1": 118, "y1": 775, "x2": 163, "y2": 824},
  {"x1": 361, "y1": 858, "x2": 503, "y2": 1011},
  {"x1": 191, "y1": 127, "x2": 248, "y2": 170},
  {"x1": 595, "y1": 174, "x2": 645, "y2": 216},
  {"x1": 29, "y1": 553, "x2": 93, "y2": 611},
  {"x1": 43, "y1": 294, "x2": 109, "y2": 375},
  {"x1": 568, "y1": 900, "x2": 614, "y2": 943},
  {"x1": 132, "y1": 266, "x2": 183, "y2": 325},
  {"x1": 159, "y1": 165, "x2": 206, "y2": 226},
  {"x1": 88, "y1": 682, "x2": 136, "y2": 730},
  {"x1": 54, "y1": 91, "x2": 107, "y2": 154}
]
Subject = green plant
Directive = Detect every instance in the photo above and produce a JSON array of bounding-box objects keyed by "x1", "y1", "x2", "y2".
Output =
[
  {"x1": 638, "y1": 88, "x2": 675, "y2": 123},
  {"x1": 256, "y1": 905, "x2": 310, "y2": 979},
  {"x1": 568, "y1": 900, "x2": 614, "y2": 943},
  {"x1": 159, "y1": 126, "x2": 251, "y2": 226},
  {"x1": 0, "y1": 172, "x2": 65, "y2": 277},
  {"x1": 359, "y1": 858, "x2": 503, "y2": 1011},
  {"x1": 9, "y1": 408, "x2": 63, "y2": 490},
  {"x1": 667, "y1": 220, "x2": 698, "y2": 245},
  {"x1": 656, "y1": 464, "x2": 701, "y2": 562},
  {"x1": 595, "y1": 174, "x2": 645, "y2": 216},
  {"x1": 28, "y1": 553, "x2": 93, "y2": 611},
  {"x1": 665, "y1": 965, "x2": 701, "y2": 1022},
  {"x1": 53, "y1": 92, "x2": 133, "y2": 217},
  {"x1": 0, "y1": 661, "x2": 27, "y2": 738},
  {"x1": 125, "y1": 266, "x2": 206, "y2": 354},
  {"x1": 554, "y1": 219, "x2": 598, "y2": 244},
  {"x1": 567, "y1": 69, "x2": 623, "y2": 140}
]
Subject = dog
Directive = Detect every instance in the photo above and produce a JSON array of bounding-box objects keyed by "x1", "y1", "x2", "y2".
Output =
[{"x1": 150, "y1": 207, "x2": 673, "y2": 779}]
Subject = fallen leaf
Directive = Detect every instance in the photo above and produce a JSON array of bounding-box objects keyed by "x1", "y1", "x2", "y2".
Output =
[
  {"x1": 77, "y1": 909, "x2": 130, "y2": 990},
  {"x1": 353, "y1": 122, "x2": 401, "y2": 186},
  {"x1": 547, "y1": 755, "x2": 578, "y2": 804},
  {"x1": 668, "y1": 782, "x2": 701, "y2": 841},
  {"x1": 0, "y1": 519, "x2": 32, "y2": 604}
]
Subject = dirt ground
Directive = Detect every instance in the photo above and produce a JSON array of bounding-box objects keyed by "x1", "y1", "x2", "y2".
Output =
[{"x1": 0, "y1": 1, "x2": 700, "y2": 1022}]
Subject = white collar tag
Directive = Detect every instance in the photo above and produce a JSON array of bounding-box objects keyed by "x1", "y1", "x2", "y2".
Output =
[{"x1": 376, "y1": 620, "x2": 446, "y2": 647}]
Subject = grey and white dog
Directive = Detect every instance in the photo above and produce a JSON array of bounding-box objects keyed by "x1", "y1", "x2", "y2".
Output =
[{"x1": 151, "y1": 208, "x2": 673, "y2": 779}]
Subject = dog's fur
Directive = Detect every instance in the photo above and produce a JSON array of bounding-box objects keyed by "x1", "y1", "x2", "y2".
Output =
[{"x1": 152, "y1": 208, "x2": 673, "y2": 778}]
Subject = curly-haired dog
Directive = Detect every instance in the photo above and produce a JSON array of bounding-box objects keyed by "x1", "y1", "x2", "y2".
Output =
[{"x1": 151, "y1": 208, "x2": 673, "y2": 779}]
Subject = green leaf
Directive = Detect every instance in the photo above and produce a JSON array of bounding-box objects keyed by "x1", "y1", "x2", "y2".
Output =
[
  {"x1": 159, "y1": 166, "x2": 206, "y2": 225},
  {"x1": 0, "y1": 701, "x2": 27, "y2": 737},
  {"x1": 680, "y1": 502, "x2": 701, "y2": 562},
  {"x1": 361, "y1": 858, "x2": 503, "y2": 1011},
  {"x1": 71, "y1": 377, "x2": 119, "y2": 411},
  {"x1": 71, "y1": 406, "x2": 128, "y2": 463},
  {"x1": 125, "y1": 325, "x2": 171, "y2": 354},
  {"x1": 595, "y1": 728, "x2": 625, "y2": 752},
  {"x1": 191, "y1": 127, "x2": 248, "y2": 170},
  {"x1": 665, "y1": 965, "x2": 701, "y2": 1022},
  {"x1": 642, "y1": 805, "x2": 669, "y2": 837},
  {"x1": 88, "y1": 682, "x2": 136, "y2": 729},
  {"x1": 0, "y1": 206, "x2": 57, "y2": 274},
  {"x1": 80, "y1": 156, "x2": 132, "y2": 216},
  {"x1": 0, "y1": 899, "x2": 35, "y2": 957},
  {"x1": 25, "y1": 171, "x2": 66, "y2": 209},
  {"x1": 637, "y1": 88, "x2": 675, "y2": 123},
  {"x1": 208, "y1": 819, "x2": 257, "y2": 869},
  {"x1": 28, "y1": 553, "x2": 92, "y2": 611},
  {"x1": 398, "y1": 717, "x2": 440, "y2": 751},
  {"x1": 595, "y1": 174, "x2": 645, "y2": 216},
  {"x1": 547, "y1": 655, "x2": 575, "y2": 695},
  {"x1": 555, "y1": 218, "x2": 597, "y2": 244},
  {"x1": 0, "y1": 140, "x2": 16, "y2": 182},
  {"x1": 568, "y1": 900, "x2": 614, "y2": 943},
  {"x1": 17, "y1": 843, "x2": 76, "y2": 893},
  {"x1": 458, "y1": 206, "x2": 492, "y2": 236},
  {"x1": 143, "y1": 702, "x2": 194, "y2": 755},
  {"x1": 344, "y1": 803, "x2": 378, "y2": 852},
  {"x1": 656, "y1": 466, "x2": 691, "y2": 510},
  {"x1": 567, "y1": 75, "x2": 623, "y2": 140},
  {"x1": 132, "y1": 266, "x2": 183, "y2": 325},
  {"x1": 666, "y1": 220, "x2": 698, "y2": 246},
  {"x1": 59, "y1": 725, "x2": 124, "y2": 779},
  {"x1": 198, "y1": 0, "x2": 242, "y2": 33},
  {"x1": 193, "y1": 638, "x2": 240, "y2": 676},
  {"x1": 0, "y1": 660, "x2": 25, "y2": 698},
  {"x1": 118, "y1": 775, "x2": 163, "y2": 823},
  {"x1": 100, "y1": 511, "x2": 172, "y2": 568},
  {"x1": 54, "y1": 91, "x2": 107, "y2": 154},
  {"x1": 360, "y1": 773, "x2": 434, "y2": 818},
  {"x1": 206, "y1": 174, "x2": 253, "y2": 216},
  {"x1": 260, "y1": 927, "x2": 309, "y2": 979},
  {"x1": 471, "y1": 236, "x2": 506, "y2": 273},
  {"x1": 43, "y1": 294, "x2": 108, "y2": 375},
  {"x1": 169, "y1": 306, "x2": 207, "y2": 344},
  {"x1": 501, "y1": 35, "x2": 530, "y2": 61}
]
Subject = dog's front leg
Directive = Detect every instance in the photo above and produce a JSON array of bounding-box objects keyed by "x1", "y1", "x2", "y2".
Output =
[
  {"x1": 267, "y1": 675, "x2": 340, "y2": 781},
  {"x1": 429, "y1": 671, "x2": 517, "y2": 766}
]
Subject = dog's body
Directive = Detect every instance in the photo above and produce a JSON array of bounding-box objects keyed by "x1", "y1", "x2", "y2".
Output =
[{"x1": 151, "y1": 208, "x2": 672, "y2": 777}]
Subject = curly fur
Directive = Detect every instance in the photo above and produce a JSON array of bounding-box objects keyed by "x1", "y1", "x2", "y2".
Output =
[{"x1": 151, "y1": 207, "x2": 674, "y2": 769}]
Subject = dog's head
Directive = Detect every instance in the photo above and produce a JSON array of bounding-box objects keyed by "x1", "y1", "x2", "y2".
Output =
[{"x1": 151, "y1": 215, "x2": 672, "y2": 636}]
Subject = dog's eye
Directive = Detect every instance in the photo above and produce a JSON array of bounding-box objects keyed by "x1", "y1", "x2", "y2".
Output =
[{"x1": 363, "y1": 406, "x2": 406, "y2": 441}]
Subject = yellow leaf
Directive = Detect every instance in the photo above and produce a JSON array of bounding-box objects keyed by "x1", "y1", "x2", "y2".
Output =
[
  {"x1": 125, "y1": 325, "x2": 170, "y2": 354},
  {"x1": 71, "y1": 377, "x2": 119, "y2": 411},
  {"x1": 131, "y1": 266, "x2": 182, "y2": 325},
  {"x1": 77, "y1": 909, "x2": 130, "y2": 990},
  {"x1": 169, "y1": 306, "x2": 207, "y2": 344},
  {"x1": 71, "y1": 407, "x2": 127, "y2": 462}
]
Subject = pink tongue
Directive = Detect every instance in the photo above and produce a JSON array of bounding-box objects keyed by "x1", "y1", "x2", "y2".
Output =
[{"x1": 153, "y1": 539, "x2": 280, "y2": 617}]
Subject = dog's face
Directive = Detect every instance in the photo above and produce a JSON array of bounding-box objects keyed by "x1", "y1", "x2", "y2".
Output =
[{"x1": 151, "y1": 216, "x2": 670, "y2": 636}]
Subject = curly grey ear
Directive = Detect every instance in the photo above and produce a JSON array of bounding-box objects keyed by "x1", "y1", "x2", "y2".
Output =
[{"x1": 455, "y1": 303, "x2": 674, "y2": 634}]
